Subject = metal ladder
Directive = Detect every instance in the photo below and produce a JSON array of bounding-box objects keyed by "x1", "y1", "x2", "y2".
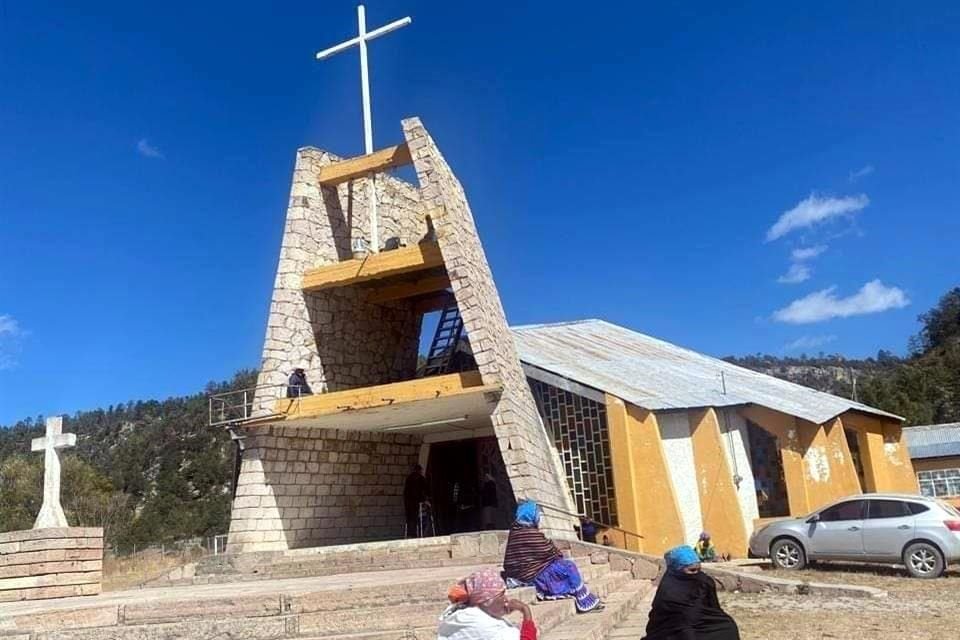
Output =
[{"x1": 421, "y1": 305, "x2": 465, "y2": 377}]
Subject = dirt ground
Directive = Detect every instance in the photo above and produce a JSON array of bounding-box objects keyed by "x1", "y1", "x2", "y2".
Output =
[{"x1": 720, "y1": 562, "x2": 960, "y2": 640}]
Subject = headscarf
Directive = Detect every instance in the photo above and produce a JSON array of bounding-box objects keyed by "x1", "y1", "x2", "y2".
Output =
[
  {"x1": 664, "y1": 545, "x2": 700, "y2": 574},
  {"x1": 448, "y1": 568, "x2": 506, "y2": 607},
  {"x1": 699, "y1": 532, "x2": 711, "y2": 541},
  {"x1": 514, "y1": 500, "x2": 541, "y2": 528}
]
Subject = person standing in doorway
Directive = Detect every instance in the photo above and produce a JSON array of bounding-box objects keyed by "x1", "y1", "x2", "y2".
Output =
[
  {"x1": 404, "y1": 464, "x2": 429, "y2": 537},
  {"x1": 481, "y1": 473, "x2": 499, "y2": 529}
]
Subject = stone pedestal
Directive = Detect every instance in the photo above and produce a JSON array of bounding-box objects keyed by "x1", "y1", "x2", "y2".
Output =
[{"x1": 0, "y1": 527, "x2": 103, "y2": 602}]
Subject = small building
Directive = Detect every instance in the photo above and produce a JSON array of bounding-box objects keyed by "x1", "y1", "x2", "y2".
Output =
[{"x1": 904, "y1": 422, "x2": 960, "y2": 508}]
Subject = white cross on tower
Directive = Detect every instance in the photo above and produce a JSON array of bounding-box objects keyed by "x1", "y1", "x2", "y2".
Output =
[
  {"x1": 315, "y1": 5, "x2": 412, "y2": 254},
  {"x1": 31, "y1": 416, "x2": 76, "y2": 529}
]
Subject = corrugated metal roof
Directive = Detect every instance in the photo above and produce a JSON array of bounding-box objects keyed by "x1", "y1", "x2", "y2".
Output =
[
  {"x1": 511, "y1": 319, "x2": 902, "y2": 425},
  {"x1": 903, "y1": 423, "x2": 960, "y2": 460}
]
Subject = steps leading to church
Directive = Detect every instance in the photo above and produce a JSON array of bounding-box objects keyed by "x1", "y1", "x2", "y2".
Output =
[{"x1": 0, "y1": 534, "x2": 663, "y2": 640}]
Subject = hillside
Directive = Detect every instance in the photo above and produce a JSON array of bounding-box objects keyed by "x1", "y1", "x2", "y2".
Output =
[{"x1": 0, "y1": 370, "x2": 257, "y2": 551}]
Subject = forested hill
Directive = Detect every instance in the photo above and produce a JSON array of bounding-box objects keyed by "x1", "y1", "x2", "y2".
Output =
[
  {"x1": 726, "y1": 287, "x2": 960, "y2": 427},
  {"x1": 0, "y1": 370, "x2": 257, "y2": 551},
  {"x1": 723, "y1": 353, "x2": 900, "y2": 400}
]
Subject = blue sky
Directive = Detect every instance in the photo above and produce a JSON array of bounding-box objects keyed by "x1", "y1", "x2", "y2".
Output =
[{"x1": 2, "y1": 2, "x2": 958, "y2": 424}]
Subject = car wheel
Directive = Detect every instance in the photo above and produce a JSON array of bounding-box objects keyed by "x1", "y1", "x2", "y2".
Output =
[
  {"x1": 903, "y1": 542, "x2": 945, "y2": 579},
  {"x1": 770, "y1": 538, "x2": 806, "y2": 570}
]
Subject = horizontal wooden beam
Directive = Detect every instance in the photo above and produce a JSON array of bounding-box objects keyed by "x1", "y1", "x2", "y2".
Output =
[
  {"x1": 368, "y1": 274, "x2": 451, "y2": 304},
  {"x1": 317, "y1": 143, "x2": 412, "y2": 186},
  {"x1": 302, "y1": 242, "x2": 445, "y2": 292},
  {"x1": 413, "y1": 291, "x2": 456, "y2": 315},
  {"x1": 274, "y1": 371, "x2": 488, "y2": 418}
]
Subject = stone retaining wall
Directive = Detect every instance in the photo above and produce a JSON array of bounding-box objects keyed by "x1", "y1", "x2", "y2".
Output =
[{"x1": 0, "y1": 527, "x2": 103, "y2": 602}]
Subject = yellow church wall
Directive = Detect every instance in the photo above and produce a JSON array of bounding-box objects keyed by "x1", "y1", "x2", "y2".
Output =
[
  {"x1": 605, "y1": 395, "x2": 686, "y2": 555},
  {"x1": 796, "y1": 417, "x2": 861, "y2": 511},
  {"x1": 824, "y1": 417, "x2": 864, "y2": 495},
  {"x1": 840, "y1": 413, "x2": 918, "y2": 494},
  {"x1": 688, "y1": 408, "x2": 749, "y2": 557},
  {"x1": 738, "y1": 406, "x2": 810, "y2": 515}
]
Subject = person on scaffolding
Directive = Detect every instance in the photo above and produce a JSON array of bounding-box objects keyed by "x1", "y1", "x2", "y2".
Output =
[{"x1": 286, "y1": 368, "x2": 312, "y2": 398}]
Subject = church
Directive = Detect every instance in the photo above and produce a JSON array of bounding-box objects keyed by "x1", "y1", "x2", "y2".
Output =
[{"x1": 217, "y1": 118, "x2": 918, "y2": 559}]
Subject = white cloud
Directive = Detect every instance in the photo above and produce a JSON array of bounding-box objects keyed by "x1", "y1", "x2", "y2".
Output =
[
  {"x1": 136, "y1": 138, "x2": 164, "y2": 159},
  {"x1": 0, "y1": 314, "x2": 23, "y2": 370},
  {"x1": 766, "y1": 193, "x2": 869, "y2": 242},
  {"x1": 0, "y1": 315, "x2": 18, "y2": 336},
  {"x1": 777, "y1": 263, "x2": 811, "y2": 284},
  {"x1": 773, "y1": 280, "x2": 909, "y2": 324},
  {"x1": 790, "y1": 245, "x2": 828, "y2": 261},
  {"x1": 849, "y1": 165, "x2": 875, "y2": 182},
  {"x1": 784, "y1": 334, "x2": 838, "y2": 352}
]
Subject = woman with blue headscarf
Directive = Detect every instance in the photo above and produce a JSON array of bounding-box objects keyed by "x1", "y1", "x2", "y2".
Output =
[
  {"x1": 643, "y1": 545, "x2": 740, "y2": 639},
  {"x1": 502, "y1": 501, "x2": 603, "y2": 613}
]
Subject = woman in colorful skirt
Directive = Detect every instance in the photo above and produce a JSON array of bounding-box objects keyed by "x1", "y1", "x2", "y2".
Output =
[{"x1": 502, "y1": 501, "x2": 604, "y2": 613}]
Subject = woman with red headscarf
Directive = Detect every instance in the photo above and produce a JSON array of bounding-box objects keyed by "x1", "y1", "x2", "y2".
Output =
[{"x1": 438, "y1": 568, "x2": 538, "y2": 640}]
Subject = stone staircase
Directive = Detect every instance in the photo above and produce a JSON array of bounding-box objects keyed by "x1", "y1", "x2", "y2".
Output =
[{"x1": 0, "y1": 533, "x2": 661, "y2": 640}]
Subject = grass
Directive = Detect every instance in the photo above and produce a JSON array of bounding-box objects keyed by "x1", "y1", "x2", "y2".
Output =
[{"x1": 102, "y1": 548, "x2": 206, "y2": 592}]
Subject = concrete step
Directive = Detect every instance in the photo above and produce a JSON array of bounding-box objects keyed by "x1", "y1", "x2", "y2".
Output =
[
  {"x1": 301, "y1": 573, "x2": 647, "y2": 640},
  {"x1": 542, "y1": 580, "x2": 655, "y2": 640},
  {"x1": 592, "y1": 585, "x2": 656, "y2": 640}
]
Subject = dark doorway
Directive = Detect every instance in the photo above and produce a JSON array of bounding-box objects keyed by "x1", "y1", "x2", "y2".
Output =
[
  {"x1": 845, "y1": 428, "x2": 867, "y2": 491},
  {"x1": 427, "y1": 439, "x2": 482, "y2": 534},
  {"x1": 747, "y1": 421, "x2": 790, "y2": 518}
]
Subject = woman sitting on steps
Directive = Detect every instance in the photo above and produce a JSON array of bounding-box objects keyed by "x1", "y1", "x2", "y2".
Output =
[
  {"x1": 438, "y1": 568, "x2": 538, "y2": 640},
  {"x1": 501, "y1": 500, "x2": 604, "y2": 614}
]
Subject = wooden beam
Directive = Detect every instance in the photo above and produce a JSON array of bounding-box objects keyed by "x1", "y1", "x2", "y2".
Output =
[
  {"x1": 317, "y1": 144, "x2": 412, "y2": 186},
  {"x1": 368, "y1": 275, "x2": 451, "y2": 304},
  {"x1": 274, "y1": 371, "x2": 487, "y2": 418},
  {"x1": 302, "y1": 241, "x2": 444, "y2": 292},
  {"x1": 413, "y1": 291, "x2": 456, "y2": 315}
]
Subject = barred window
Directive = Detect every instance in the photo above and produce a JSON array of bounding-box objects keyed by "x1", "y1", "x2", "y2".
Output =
[{"x1": 917, "y1": 469, "x2": 960, "y2": 498}]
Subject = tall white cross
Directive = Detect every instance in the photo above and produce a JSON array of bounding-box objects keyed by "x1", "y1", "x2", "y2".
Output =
[
  {"x1": 31, "y1": 416, "x2": 76, "y2": 529},
  {"x1": 316, "y1": 5, "x2": 412, "y2": 254}
]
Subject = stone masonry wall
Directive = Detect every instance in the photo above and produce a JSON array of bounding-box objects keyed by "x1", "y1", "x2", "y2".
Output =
[
  {"x1": 402, "y1": 117, "x2": 578, "y2": 537},
  {"x1": 228, "y1": 426, "x2": 420, "y2": 552},
  {"x1": 0, "y1": 527, "x2": 103, "y2": 602},
  {"x1": 255, "y1": 146, "x2": 426, "y2": 404},
  {"x1": 230, "y1": 147, "x2": 428, "y2": 553}
]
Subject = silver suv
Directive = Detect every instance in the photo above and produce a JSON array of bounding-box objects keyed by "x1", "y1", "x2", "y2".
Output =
[{"x1": 749, "y1": 493, "x2": 960, "y2": 578}]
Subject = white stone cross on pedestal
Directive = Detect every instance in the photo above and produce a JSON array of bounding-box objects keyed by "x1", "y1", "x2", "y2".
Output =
[
  {"x1": 315, "y1": 4, "x2": 412, "y2": 254},
  {"x1": 31, "y1": 416, "x2": 76, "y2": 529}
]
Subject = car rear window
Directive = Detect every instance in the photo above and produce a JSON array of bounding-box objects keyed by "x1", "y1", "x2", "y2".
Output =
[
  {"x1": 867, "y1": 500, "x2": 910, "y2": 519},
  {"x1": 907, "y1": 502, "x2": 931, "y2": 515}
]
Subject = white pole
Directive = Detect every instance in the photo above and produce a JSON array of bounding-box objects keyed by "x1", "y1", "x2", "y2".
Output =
[
  {"x1": 357, "y1": 5, "x2": 373, "y2": 155},
  {"x1": 357, "y1": 5, "x2": 380, "y2": 253}
]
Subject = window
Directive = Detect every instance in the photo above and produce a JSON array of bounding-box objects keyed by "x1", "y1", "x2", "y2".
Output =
[
  {"x1": 819, "y1": 500, "x2": 866, "y2": 522},
  {"x1": 866, "y1": 500, "x2": 910, "y2": 519},
  {"x1": 907, "y1": 502, "x2": 931, "y2": 515},
  {"x1": 917, "y1": 469, "x2": 960, "y2": 498}
]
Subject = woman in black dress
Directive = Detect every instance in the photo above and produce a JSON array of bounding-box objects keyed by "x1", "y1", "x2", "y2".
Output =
[{"x1": 643, "y1": 545, "x2": 740, "y2": 640}]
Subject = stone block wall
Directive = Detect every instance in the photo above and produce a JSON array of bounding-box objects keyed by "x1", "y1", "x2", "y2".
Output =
[
  {"x1": 402, "y1": 117, "x2": 578, "y2": 537},
  {"x1": 0, "y1": 527, "x2": 103, "y2": 602},
  {"x1": 254, "y1": 146, "x2": 427, "y2": 410},
  {"x1": 228, "y1": 427, "x2": 420, "y2": 553}
]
